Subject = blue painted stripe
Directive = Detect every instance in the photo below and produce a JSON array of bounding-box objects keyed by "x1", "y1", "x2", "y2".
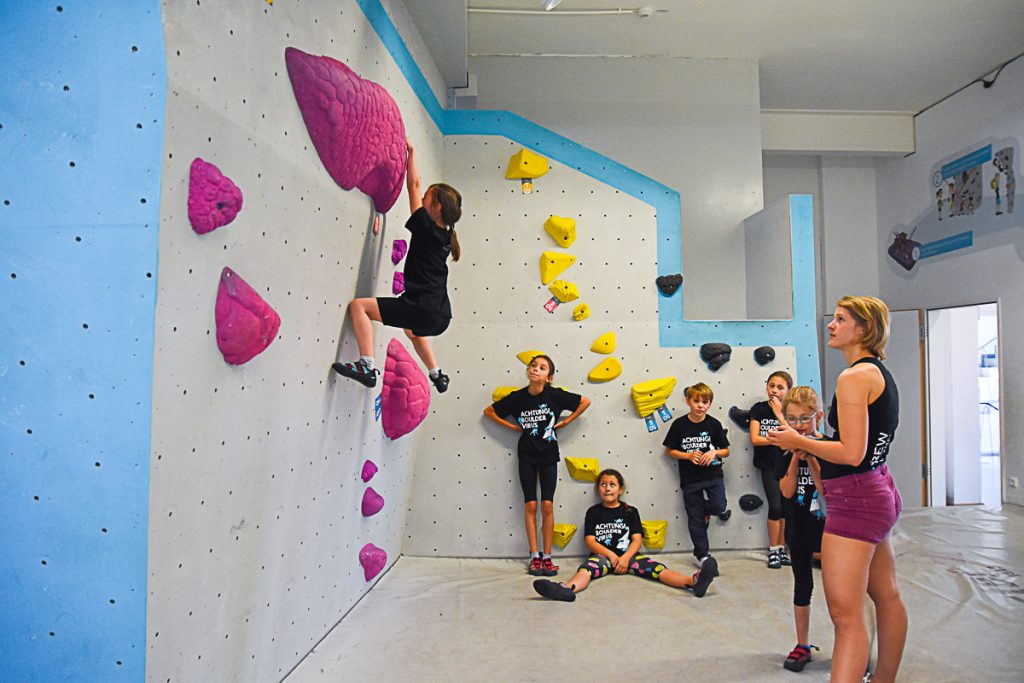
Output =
[
  {"x1": 356, "y1": 1, "x2": 818, "y2": 390},
  {"x1": 941, "y1": 145, "x2": 992, "y2": 179},
  {"x1": 919, "y1": 231, "x2": 973, "y2": 259}
]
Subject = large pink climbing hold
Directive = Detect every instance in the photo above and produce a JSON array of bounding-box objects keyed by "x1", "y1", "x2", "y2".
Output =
[
  {"x1": 285, "y1": 47, "x2": 406, "y2": 213},
  {"x1": 215, "y1": 267, "x2": 281, "y2": 365},
  {"x1": 359, "y1": 543, "x2": 387, "y2": 581},
  {"x1": 188, "y1": 158, "x2": 243, "y2": 234},
  {"x1": 361, "y1": 460, "x2": 378, "y2": 483},
  {"x1": 380, "y1": 338, "x2": 430, "y2": 440},
  {"x1": 392, "y1": 271, "x2": 405, "y2": 295},
  {"x1": 391, "y1": 239, "x2": 408, "y2": 265},
  {"x1": 361, "y1": 487, "x2": 385, "y2": 517}
]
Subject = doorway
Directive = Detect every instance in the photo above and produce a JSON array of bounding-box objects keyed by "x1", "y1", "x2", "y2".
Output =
[{"x1": 926, "y1": 303, "x2": 1002, "y2": 509}]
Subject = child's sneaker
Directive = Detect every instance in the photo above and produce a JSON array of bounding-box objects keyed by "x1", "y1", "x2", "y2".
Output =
[
  {"x1": 718, "y1": 509, "x2": 732, "y2": 522},
  {"x1": 533, "y1": 579, "x2": 576, "y2": 602},
  {"x1": 527, "y1": 557, "x2": 544, "y2": 576},
  {"x1": 332, "y1": 359, "x2": 380, "y2": 388},
  {"x1": 784, "y1": 644, "x2": 818, "y2": 672},
  {"x1": 779, "y1": 547, "x2": 792, "y2": 566},
  {"x1": 691, "y1": 556, "x2": 718, "y2": 597},
  {"x1": 768, "y1": 548, "x2": 782, "y2": 569},
  {"x1": 541, "y1": 557, "x2": 558, "y2": 576},
  {"x1": 430, "y1": 370, "x2": 450, "y2": 393}
]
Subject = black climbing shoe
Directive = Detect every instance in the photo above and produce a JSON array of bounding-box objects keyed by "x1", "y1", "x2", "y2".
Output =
[
  {"x1": 533, "y1": 579, "x2": 576, "y2": 602},
  {"x1": 430, "y1": 370, "x2": 450, "y2": 393},
  {"x1": 718, "y1": 509, "x2": 732, "y2": 522},
  {"x1": 691, "y1": 556, "x2": 718, "y2": 598},
  {"x1": 332, "y1": 359, "x2": 380, "y2": 388}
]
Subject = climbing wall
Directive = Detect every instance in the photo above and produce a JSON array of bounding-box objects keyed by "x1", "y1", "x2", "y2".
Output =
[
  {"x1": 146, "y1": 1, "x2": 443, "y2": 681},
  {"x1": 406, "y1": 137, "x2": 801, "y2": 559}
]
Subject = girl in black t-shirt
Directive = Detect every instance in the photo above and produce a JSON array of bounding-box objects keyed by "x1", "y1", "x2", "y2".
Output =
[
  {"x1": 485, "y1": 355, "x2": 590, "y2": 577},
  {"x1": 747, "y1": 370, "x2": 793, "y2": 569},
  {"x1": 333, "y1": 138, "x2": 462, "y2": 394},
  {"x1": 532, "y1": 469, "x2": 718, "y2": 602}
]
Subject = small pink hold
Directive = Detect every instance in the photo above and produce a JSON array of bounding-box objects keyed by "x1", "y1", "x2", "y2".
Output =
[
  {"x1": 380, "y1": 338, "x2": 430, "y2": 440},
  {"x1": 359, "y1": 543, "x2": 387, "y2": 581},
  {"x1": 392, "y1": 272, "x2": 405, "y2": 295},
  {"x1": 188, "y1": 158, "x2": 243, "y2": 234},
  {"x1": 361, "y1": 487, "x2": 385, "y2": 517},
  {"x1": 361, "y1": 460, "x2": 378, "y2": 482},
  {"x1": 215, "y1": 267, "x2": 281, "y2": 365},
  {"x1": 391, "y1": 239, "x2": 408, "y2": 265}
]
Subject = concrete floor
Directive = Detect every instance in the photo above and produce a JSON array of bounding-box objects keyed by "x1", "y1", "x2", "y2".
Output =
[{"x1": 288, "y1": 505, "x2": 1024, "y2": 682}]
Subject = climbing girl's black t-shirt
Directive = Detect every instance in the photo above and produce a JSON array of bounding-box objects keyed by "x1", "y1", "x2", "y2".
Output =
[
  {"x1": 749, "y1": 400, "x2": 785, "y2": 471},
  {"x1": 584, "y1": 503, "x2": 642, "y2": 556},
  {"x1": 491, "y1": 385, "x2": 583, "y2": 465},
  {"x1": 821, "y1": 357, "x2": 899, "y2": 480},
  {"x1": 401, "y1": 207, "x2": 452, "y2": 318}
]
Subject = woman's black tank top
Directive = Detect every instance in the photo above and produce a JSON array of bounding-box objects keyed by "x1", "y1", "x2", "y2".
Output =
[{"x1": 821, "y1": 357, "x2": 899, "y2": 480}]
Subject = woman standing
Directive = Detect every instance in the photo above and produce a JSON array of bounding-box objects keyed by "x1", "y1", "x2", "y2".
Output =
[{"x1": 768, "y1": 296, "x2": 907, "y2": 683}]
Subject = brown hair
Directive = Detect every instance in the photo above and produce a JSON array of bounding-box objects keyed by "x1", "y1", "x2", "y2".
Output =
[
  {"x1": 767, "y1": 370, "x2": 793, "y2": 389},
  {"x1": 836, "y1": 295, "x2": 890, "y2": 360},
  {"x1": 430, "y1": 183, "x2": 462, "y2": 262},
  {"x1": 529, "y1": 354, "x2": 555, "y2": 380},
  {"x1": 782, "y1": 386, "x2": 821, "y2": 413},
  {"x1": 595, "y1": 468, "x2": 629, "y2": 512},
  {"x1": 685, "y1": 382, "x2": 713, "y2": 403}
]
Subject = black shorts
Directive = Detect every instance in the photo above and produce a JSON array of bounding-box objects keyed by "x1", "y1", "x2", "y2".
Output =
[
  {"x1": 519, "y1": 459, "x2": 558, "y2": 503},
  {"x1": 377, "y1": 297, "x2": 450, "y2": 337}
]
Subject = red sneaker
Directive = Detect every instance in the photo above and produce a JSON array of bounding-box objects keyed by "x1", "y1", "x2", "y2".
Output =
[
  {"x1": 527, "y1": 557, "x2": 544, "y2": 576},
  {"x1": 541, "y1": 557, "x2": 559, "y2": 576}
]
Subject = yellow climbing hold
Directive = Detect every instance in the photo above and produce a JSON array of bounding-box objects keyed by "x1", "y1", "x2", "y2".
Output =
[
  {"x1": 516, "y1": 349, "x2": 546, "y2": 365},
  {"x1": 591, "y1": 331, "x2": 616, "y2": 354},
  {"x1": 548, "y1": 279, "x2": 579, "y2": 303},
  {"x1": 552, "y1": 523, "x2": 578, "y2": 548},
  {"x1": 544, "y1": 215, "x2": 577, "y2": 248},
  {"x1": 565, "y1": 457, "x2": 600, "y2": 482},
  {"x1": 587, "y1": 357, "x2": 622, "y2": 382},
  {"x1": 539, "y1": 251, "x2": 576, "y2": 285},
  {"x1": 642, "y1": 520, "x2": 668, "y2": 549},
  {"x1": 573, "y1": 303, "x2": 590, "y2": 321},
  {"x1": 505, "y1": 148, "x2": 549, "y2": 179},
  {"x1": 631, "y1": 376, "x2": 677, "y2": 417},
  {"x1": 492, "y1": 386, "x2": 518, "y2": 403}
]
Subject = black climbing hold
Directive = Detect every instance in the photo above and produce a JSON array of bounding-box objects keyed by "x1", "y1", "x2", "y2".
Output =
[
  {"x1": 700, "y1": 342, "x2": 732, "y2": 371},
  {"x1": 739, "y1": 493, "x2": 764, "y2": 512},
  {"x1": 754, "y1": 346, "x2": 776, "y2": 366},
  {"x1": 656, "y1": 274, "x2": 682, "y2": 296},
  {"x1": 728, "y1": 406, "x2": 751, "y2": 428}
]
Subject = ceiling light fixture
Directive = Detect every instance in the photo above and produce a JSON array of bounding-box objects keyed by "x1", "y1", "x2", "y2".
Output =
[
  {"x1": 468, "y1": 6, "x2": 665, "y2": 17},
  {"x1": 542, "y1": 0, "x2": 562, "y2": 9}
]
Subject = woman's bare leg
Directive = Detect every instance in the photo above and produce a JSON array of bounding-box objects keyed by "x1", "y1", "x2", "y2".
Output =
[
  {"x1": 866, "y1": 537, "x2": 907, "y2": 683},
  {"x1": 821, "y1": 532, "x2": 875, "y2": 683}
]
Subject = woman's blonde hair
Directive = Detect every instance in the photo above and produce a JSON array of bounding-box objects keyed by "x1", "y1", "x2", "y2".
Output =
[
  {"x1": 836, "y1": 295, "x2": 890, "y2": 360},
  {"x1": 782, "y1": 386, "x2": 821, "y2": 414}
]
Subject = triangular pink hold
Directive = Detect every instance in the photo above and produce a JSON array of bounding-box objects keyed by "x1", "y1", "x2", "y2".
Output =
[
  {"x1": 360, "y1": 460, "x2": 378, "y2": 483},
  {"x1": 361, "y1": 487, "x2": 385, "y2": 517},
  {"x1": 215, "y1": 267, "x2": 281, "y2": 365},
  {"x1": 380, "y1": 338, "x2": 430, "y2": 440},
  {"x1": 188, "y1": 158, "x2": 244, "y2": 234},
  {"x1": 359, "y1": 543, "x2": 387, "y2": 581},
  {"x1": 391, "y1": 239, "x2": 408, "y2": 265},
  {"x1": 285, "y1": 47, "x2": 406, "y2": 213}
]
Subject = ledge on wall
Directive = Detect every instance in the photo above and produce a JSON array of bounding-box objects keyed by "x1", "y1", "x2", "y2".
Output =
[{"x1": 761, "y1": 109, "x2": 915, "y2": 155}]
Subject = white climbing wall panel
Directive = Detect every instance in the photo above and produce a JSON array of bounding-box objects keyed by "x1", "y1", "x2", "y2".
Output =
[
  {"x1": 147, "y1": 1, "x2": 442, "y2": 681},
  {"x1": 406, "y1": 136, "x2": 800, "y2": 559}
]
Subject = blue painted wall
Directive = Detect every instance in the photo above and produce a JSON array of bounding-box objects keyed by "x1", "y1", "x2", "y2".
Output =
[{"x1": 0, "y1": 1, "x2": 165, "y2": 680}]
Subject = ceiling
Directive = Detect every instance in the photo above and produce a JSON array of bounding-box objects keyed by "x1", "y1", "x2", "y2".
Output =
[{"x1": 406, "y1": 0, "x2": 1024, "y2": 112}]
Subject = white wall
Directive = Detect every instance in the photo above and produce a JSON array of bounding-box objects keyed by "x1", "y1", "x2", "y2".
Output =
[
  {"x1": 147, "y1": 1, "x2": 446, "y2": 680},
  {"x1": 876, "y1": 57, "x2": 1024, "y2": 506},
  {"x1": 469, "y1": 55, "x2": 763, "y2": 321},
  {"x1": 405, "y1": 137, "x2": 802, "y2": 559},
  {"x1": 744, "y1": 197, "x2": 793, "y2": 320}
]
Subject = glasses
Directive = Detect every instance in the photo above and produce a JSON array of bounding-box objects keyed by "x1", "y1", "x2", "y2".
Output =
[{"x1": 785, "y1": 415, "x2": 816, "y2": 426}]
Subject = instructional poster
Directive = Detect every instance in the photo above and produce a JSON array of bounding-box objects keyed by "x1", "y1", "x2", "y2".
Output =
[{"x1": 887, "y1": 139, "x2": 1018, "y2": 272}]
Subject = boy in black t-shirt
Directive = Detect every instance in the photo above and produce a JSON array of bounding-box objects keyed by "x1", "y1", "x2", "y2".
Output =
[
  {"x1": 485, "y1": 355, "x2": 591, "y2": 576},
  {"x1": 663, "y1": 383, "x2": 731, "y2": 565}
]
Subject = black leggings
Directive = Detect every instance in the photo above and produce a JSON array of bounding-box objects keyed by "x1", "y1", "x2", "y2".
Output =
[
  {"x1": 787, "y1": 509, "x2": 824, "y2": 607},
  {"x1": 760, "y1": 466, "x2": 785, "y2": 521},
  {"x1": 790, "y1": 546, "x2": 815, "y2": 607},
  {"x1": 519, "y1": 460, "x2": 558, "y2": 502}
]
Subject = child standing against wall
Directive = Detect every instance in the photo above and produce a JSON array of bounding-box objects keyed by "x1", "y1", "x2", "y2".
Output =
[
  {"x1": 663, "y1": 383, "x2": 731, "y2": 566},
  {"x1": 747, "y1": 370, "x2": 794, "y2": 568},
  {"x1": 333, "y1": 138, "x2": 462, "y2": 393},
  {"x1": 778, "y1": 386, "x2": 827, "y2": 672},
  {"x1": 484, "y1": 355, "x2": 591, "y2": 576}
]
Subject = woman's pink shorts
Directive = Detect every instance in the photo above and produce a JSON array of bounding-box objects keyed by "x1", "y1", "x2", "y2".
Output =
[{"x1": 822, "y1": 464, "x2": 903, "y2": 544}]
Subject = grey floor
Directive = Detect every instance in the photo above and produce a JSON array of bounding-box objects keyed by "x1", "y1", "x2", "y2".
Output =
[{"x1": 288, "y1": 506, "x2": 1024, "y2": 682}]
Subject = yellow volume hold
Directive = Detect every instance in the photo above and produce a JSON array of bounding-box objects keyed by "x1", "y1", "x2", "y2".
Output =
[
  {"x1": 565, "y1": 457, "x2": 600, "y2": 482},
  {"x1": 505, "y1": 148, "x2": 549, "y2": 179},
  {"x1": 516, "y1": 349, "x2": 547, "y2": 365},
  {"x1": 588, "y1": 357, "x2": 622, "y2": 382},
  {"x1": 539, "y1": 251, "x2": 576, "y2": 285},
  {"x1": 590, "y1": 331, "x2": 616, "y2": 354},
  {"x1": 642, "y1": 520, "x2": 668, "y2": 549},
  {"x1": 548, "y1": 279, "x2": 579, "y2": 303},
  {"x1": 631, "y1": 376, "x2": 677, "y2": 417},
  {"x1": 544, "y1": 215, "x2": 577, "y2": 248},
  {"x1": 552, "y1": 523, "x2": 578, "y2": 548}
]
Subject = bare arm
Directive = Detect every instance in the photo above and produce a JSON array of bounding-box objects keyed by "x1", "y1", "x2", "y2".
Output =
[
  {"x1": 585, "y1": 535, "x2": 617, "y2": 562},
  {"x1": 405, "y1": 138, "x2": 422, "y2": 214},
  {"x1": 779, "y1": 452, "x2": 800, "y2": 498},
  {"x1": 749, "y1": 419, "x2": 771, "y2": 447},
  {"x1": 665, "y1": 447, "x2": 700, "y2": 463},
  {"x1": 483, "y1": 405, "x2": 522, "y2": 432},
  {"x1": 554, "y1": 396, "x2": 591, "y2": 430}
]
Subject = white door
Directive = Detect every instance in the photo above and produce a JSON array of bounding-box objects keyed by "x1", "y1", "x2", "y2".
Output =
[{"x1": 821, "y1": 309, "x2": 927, "y2": 506}]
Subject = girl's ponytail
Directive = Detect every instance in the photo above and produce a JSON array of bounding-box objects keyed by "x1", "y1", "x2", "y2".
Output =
[
  {"x1": 449, "y1": 228, "x2": 461, "y2": 262},
  {"x1": 430, "y1": 183, "x2": 462, "y2": 262}
]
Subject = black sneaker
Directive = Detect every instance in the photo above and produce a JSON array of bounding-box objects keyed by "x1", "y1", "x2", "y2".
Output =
[
  {"x1": 332, "y1": 359, "x2": 380, "y2": 388},
  {"x1": 718, "y1": 509, "x2": 732, "y2": 522},
  {"x1": 691, "y1": 556, "x2": 718, "y2": 597},
  {"x1": 430, "y1": 370, "x2": 450, "y2": 393},
  {"x1": 779, "y1": 547, "x2": 792, "y2": 566},
  {"x1": 768, "y1": 548, "x2": 782, "y2": 569},
  {"x1": 533, "y1": 579, "x2": 576, "y2": 602}
]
